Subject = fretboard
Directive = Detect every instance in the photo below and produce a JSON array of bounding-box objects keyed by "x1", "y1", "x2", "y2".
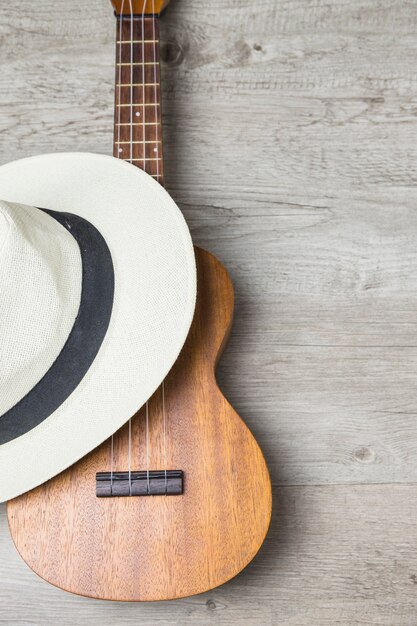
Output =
[{"x1": 113, "y1": 15, "x2": 164, "y2": 185}]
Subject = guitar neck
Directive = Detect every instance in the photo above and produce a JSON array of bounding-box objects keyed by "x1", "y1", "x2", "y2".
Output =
[{"x1": 113, "y1": 15, "x2": 164, "y2": 186}]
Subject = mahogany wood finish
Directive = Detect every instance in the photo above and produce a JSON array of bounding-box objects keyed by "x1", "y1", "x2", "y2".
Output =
[
  {"x1": 8, "y1": 249, "x2": 272, "y2": 601},
  {"x1": 7, "y1": 5, "x2": 272, "y2": 602}
]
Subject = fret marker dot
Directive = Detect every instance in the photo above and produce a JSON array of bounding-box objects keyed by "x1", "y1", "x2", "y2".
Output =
[
  {"x1": 118, "y1": 148, "x2": 123, "y2": 153},
  {"x1": 135, "y1": 112, "x2": 140, "y2": 117},
  {"x1": 154, "y1": 147, "x2": 158, "y2": 153}
]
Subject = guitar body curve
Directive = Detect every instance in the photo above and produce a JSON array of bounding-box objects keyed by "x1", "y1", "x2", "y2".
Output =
[{"x1": 7, "y1": 246, "x2": 272, "y2": 601}]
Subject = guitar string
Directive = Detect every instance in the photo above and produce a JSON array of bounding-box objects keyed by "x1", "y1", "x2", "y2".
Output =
[
  {"x1": 128, "y1": 0, "x2": 135, "y2": 496},
  {"x1": 141, "y1": 1, "x2": 147, "y2": 174},
  {"x1": 146, "y1": 394, "x2": 150, "y2": 494},
  {"x1": 112, "y1": 2, "x2": 168, "y2": 496},
  {"x1": 162, "y1": 379, "x2": 167, "y2": 493},
  {"x1": 114, "y1": 2, "x2": 144, "y2": 496},
  {"x1": 151, "y1": 0, "x2": 168, "y2": 494},
  {"x1": 151, "y1": 0, "x2": 160, "y2": 182},
  {"x1": 140, "y1": 0, "x2": 152, "y2": 497},
  {"x1": 128, "y1": 416, "x2": 132, "y2": 496},
  {"x1": 111, "y1": 0, "x2": 126, "y2": 496},
  {"x1": 129, "y1": 0, "x2": 134, "y2": 165}
]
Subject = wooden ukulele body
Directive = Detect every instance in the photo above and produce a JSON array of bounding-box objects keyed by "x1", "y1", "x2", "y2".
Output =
[{"x1": 7, "y1": 247, "x2": 272, "y2": 601}]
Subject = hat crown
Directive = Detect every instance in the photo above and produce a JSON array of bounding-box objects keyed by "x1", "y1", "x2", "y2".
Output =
[{"x1": 0, "y1": 202, "x2": 82, "y2": 416}]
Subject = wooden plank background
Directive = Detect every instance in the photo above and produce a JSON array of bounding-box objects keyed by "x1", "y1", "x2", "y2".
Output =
[{"x1": 1, "y1": 0, "x2": 417, "y2": 623}]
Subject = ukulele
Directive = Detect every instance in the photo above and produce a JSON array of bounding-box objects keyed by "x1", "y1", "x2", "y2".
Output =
[{"x1": 7, "y1": 0, "x2": 272, "y2": 601}]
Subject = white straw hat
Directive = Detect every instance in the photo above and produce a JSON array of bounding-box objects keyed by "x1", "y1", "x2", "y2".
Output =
[{"x1": 0, "y1": 152, "x2": 196, "y2": 503}]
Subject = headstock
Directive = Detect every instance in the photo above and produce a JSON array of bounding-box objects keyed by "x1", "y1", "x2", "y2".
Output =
[{"x1": 111, "y1": 0, "x2": 170, "y2": 15}]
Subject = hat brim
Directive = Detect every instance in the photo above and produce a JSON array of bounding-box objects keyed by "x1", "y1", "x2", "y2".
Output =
[{"x1": 0, "y1": 152, "x2": 196, "y2": 502}]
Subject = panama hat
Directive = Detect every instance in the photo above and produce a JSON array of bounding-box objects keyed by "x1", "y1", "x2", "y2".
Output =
[{"x1": 0, "y1": 152, "x2": 196, "y2": 503}]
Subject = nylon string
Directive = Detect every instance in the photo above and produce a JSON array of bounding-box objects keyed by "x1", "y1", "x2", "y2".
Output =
[
  {"x1": 111, "y1": 1, "x2": 169, "y2": 496},
  {"x1": 141, "y1": 0, "x2": 152, "y2": 494},
  {"x1": 111, "y1": 0, "x2": 126, "y2": 494},
  {"x1": 151, "y1": 0, "x2": 167, "y2": 494},
  {"x1": 151, "y1": 0, "x2": 160, "y2": 181},
  {"x1": 127, "y1": 0, "x2": 135, "y2": 495},
  {"x1": 141, "y1": 0, "x2": 147, "y2": 172},
  {"x1": 152, "y1": 0, "x2": 167, "y2": 492},
  {"x1": 129, "y1": 0, "x2": 134, "y2": 163}
]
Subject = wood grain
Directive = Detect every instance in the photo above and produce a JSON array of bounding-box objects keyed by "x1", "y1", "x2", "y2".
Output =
[
  {"x1": 7, "y1": 248, "x2": 272, "y2": 601},
  {"x1": 2, "y1": 0, "x2": 417, "y2": 622},
  {"x1": 4, "y1": 485, "x2": 417, "y2": 625}
]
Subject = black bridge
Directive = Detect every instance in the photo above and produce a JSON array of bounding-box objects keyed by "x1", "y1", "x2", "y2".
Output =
[{"x1": 96, "y1": 470, "x2": 183, "y2": 497}]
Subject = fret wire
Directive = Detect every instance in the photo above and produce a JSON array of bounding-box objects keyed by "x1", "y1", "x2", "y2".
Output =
[
  {"x1": 116, "y1": 103, "x2": 160, "y2": 107},
  {"x1": 118, "y1": 155, "x2": 163, "y2": 168},
  {"x1": 117, "y1": 39, "x2": 158, "y2": 44},
  {"x1": 115, "y1": 140, "x2": 162, "y2": 144},
  {"x1": 115, "y1": 122, "x2": 159, "y2": 126},
  {"x1": 129, "y1": 157, "x2": 162, "y2": 161},
  {"x1": 116, "y1": 83, "x2": 160, "y2": 87},
  {"x1": 117, "y1": 62, "x2": 157, "y2": 66}
]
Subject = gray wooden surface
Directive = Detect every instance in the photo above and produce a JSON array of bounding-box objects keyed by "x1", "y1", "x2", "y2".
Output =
[{"x1": 1, "y1": 0, "x2": 417, "y2": 624}]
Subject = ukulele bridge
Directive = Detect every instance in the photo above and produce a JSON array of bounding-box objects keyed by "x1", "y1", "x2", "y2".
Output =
[{"x1": 96, "y1": 470, "x2": 183, "y2": 497}]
